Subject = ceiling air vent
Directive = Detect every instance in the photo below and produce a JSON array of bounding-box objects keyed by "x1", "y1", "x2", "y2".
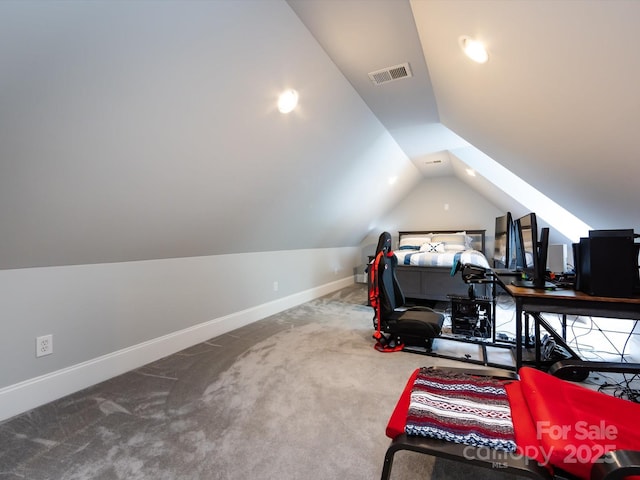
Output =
[{"x1": 368, "y1": 62, "x2": 412, "y2": 86}]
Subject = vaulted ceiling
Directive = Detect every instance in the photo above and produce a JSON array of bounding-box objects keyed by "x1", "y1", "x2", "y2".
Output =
[
  {"x1": 1, "y1": 0, "x2": 638, "y2": 270},
  {"x1": 290, "y1": 0, "x2": 640, "y2": 240}
]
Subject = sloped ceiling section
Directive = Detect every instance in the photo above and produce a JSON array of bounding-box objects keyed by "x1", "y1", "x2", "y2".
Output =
[
  {"x1": 291, "y1": 0, "x2": 640, "y2": 241},
  {"x1": 287, "y1": 0, "x2": 441, "y2": 159},
  {"x1": 411, "y1": 0, "x2": 640, "y2": 234},
  {"x1": 0, "y1": 1, "x2": 419, "y2": 269}
]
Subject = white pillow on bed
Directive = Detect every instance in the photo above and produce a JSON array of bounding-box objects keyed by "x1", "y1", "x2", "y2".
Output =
[
  {"x1": 431, "y1": 233, "x2": 473, "y2": 249},
  {"x1": 399, "y1": 235, "x2": 431, "y2": 250},
  {"x1": 443, "y1": 243, "x2": 467, "y2": 252},
  {"x1": 419, "y1": 242, "x2": 445, "y2": 253}
]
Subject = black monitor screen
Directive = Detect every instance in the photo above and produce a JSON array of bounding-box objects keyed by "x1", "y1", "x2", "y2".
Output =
[
  {"x1": 514, "y1": 212, "x2": 551, "y2": 289},
  {"x1": 517, "y1": 213, "x2": 537, "y2": 272},
  {"x1": 493, "y1": 213, "x2": 513, "y2": 269}
]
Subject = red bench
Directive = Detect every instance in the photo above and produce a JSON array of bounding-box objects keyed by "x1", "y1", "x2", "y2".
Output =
[{"x1": 382, "y1": 366, "x2": 640, "y2": 480}]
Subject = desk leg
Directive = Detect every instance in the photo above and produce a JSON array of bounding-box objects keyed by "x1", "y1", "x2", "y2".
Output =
[
  {"x1": 515, "y1": 298, "x2": 523, "y2": 370},
  {"x1": 534, "y1": 313, "x2": 541, "y2": 366},
  {"x1": 532, "y1": 313, "x2": 581, "y2": 362},
  {"x1": 491, "y1": 281, "x2": 497, "y2": 344}
]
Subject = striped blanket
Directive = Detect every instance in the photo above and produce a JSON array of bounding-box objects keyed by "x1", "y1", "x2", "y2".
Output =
[
  {"x1": 395, "y1": 249, "x2": 490, "y2": 268},
  {"x1": 405, "y1": 368, "x2": 517, "y2": 452}
]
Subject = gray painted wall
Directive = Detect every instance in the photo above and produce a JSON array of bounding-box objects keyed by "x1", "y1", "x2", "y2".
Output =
[
  {"x1": 360, "y1": 175, "x2": 579, "y2": 268},
  {"x1": 360, "y1": 176, "x2": 504, "y2": 261},
  {"x1": 0, "y1": 247, "x2": 359, "y2": 419},
  {"x1": 0, "y1": 0, "x2": 412, "y2": 419}
]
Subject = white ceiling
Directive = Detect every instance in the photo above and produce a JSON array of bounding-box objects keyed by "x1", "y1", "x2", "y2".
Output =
[
  {"x1": 289, "y1": 0, "x2": 640, "y2": 236},
  {"x1": 1, "y1": 0, "x2": 638, "y2": 269},
  {"x1": 0, "y1": 0, "x2": 423, "y2": 268}
]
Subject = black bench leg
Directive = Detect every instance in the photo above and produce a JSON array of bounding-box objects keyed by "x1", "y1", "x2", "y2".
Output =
[{"x1": 380, "y1": 446, "x2": 396, "y2": 480}]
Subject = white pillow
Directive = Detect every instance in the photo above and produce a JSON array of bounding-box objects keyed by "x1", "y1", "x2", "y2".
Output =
[
  {"x1": 432, "y1": 233, "x2": 473, "y2": 248},
  {"x1": 420, "y1": 242, "x2": 445, "y2": 253},
  {"x1": 399, "y1": 235, "x2": 431, "y2": 249},
  {"x1": 443, "y1": 243, "x2": 467, "y2": 252}
]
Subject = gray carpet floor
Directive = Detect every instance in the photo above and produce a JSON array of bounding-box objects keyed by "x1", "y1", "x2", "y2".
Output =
[{"x1": 0, "y1": 284, "x2": 523, "y2": 479}]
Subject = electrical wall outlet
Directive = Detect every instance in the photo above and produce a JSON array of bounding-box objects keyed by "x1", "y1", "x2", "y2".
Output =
[
  {"x1": 36, "y1": 334, "x2": 53, "y2": 357},
  {"x1": 273, "y1": 281, "x2": 279, "y2": 292}
]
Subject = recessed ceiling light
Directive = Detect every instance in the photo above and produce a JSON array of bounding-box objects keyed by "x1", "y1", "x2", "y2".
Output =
[
  {"x1": 278, "y1": 89, "x2": 298, "y2": 114},
  {"x1": 466, "y1": 168, "x2": 476, "y2": 177},
  {"x1": 459, "y1": 36, "x2": 488, "y2": 64}
]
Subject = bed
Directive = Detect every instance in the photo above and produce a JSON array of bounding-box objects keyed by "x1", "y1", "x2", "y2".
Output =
[{"x1": 393, "y1": 230, "x2": 490, "y2": 302}]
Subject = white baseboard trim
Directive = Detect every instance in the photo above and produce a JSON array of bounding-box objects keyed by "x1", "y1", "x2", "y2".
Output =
[
  {"x1": 355, "y1": 273, "x2": 367, "y2": 284},
  {"x1": 0, "y1": 276, "x2": 354, "y2": 422}
]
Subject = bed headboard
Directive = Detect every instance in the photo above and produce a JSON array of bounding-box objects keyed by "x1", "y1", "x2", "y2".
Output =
[{"x1": 397, "y1": 229, "x2": 486, "y2": 255}]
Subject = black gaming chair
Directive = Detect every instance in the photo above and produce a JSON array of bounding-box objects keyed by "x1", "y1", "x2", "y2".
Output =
[{"x1": 369, "y1": 232, "x2": 444, "y2": 352}]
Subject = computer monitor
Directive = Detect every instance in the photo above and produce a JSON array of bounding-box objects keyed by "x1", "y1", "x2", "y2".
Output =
[
  {"x1": 516, "y1": 213, "x2": 536, "y2": 272},
  {"x1": 493, "y1": 212, "x2": 515, "y2": 269},
  {"x1": 513, "y1": 213, "x2": 553, "y2": 289}
]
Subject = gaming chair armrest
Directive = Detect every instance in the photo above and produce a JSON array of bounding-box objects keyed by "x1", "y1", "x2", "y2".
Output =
[{"x1": 589, "y1": 450, "x2": 640, "y2": 480}]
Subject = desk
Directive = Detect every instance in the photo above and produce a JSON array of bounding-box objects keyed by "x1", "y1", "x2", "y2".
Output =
[{"x1": 497, "y1": 276, "x2": 640, "y2": 372}]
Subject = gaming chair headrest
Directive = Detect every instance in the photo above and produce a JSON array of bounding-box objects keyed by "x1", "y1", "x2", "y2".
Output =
[{"x1": 376, "y1": 231, "x2": 393, "y2": 255}]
